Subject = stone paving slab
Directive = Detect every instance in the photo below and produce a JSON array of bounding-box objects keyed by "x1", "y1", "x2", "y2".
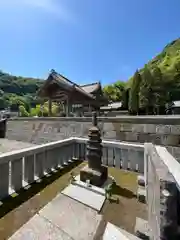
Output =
[
  {"x1": 103, "y1": 222, "x2": 141, "y2": 240},
  {"x1": 9, "y1": 214, "x2": 73, "y2": 240},
  {"x1": 62, "y1": 183, "x2": 105, "y2": 211},
  {"x1": 39, "y1": 194, "x2": 102, "y2": 240}
]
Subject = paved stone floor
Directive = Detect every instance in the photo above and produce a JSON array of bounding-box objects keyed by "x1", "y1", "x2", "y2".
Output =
[
  {"x1": 9, "y1": 194, "x2": 103, "y2": 240},
  {"x1": 0, "y1": 139, "x2": 35, "y2": 153}
]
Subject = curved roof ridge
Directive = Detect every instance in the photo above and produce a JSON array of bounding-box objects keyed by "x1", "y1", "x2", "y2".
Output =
[
  {"x1": 51, "y1": 70, "x2": 95, "y2": 99},
  {"x1": 80, "y1": 81, "x2": 100, "y2": 87}
]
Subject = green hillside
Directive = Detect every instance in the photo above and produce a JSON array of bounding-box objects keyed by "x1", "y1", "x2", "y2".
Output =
[
  {"x1": 104, "y1": 38, "x2": 180, "y2": 111},
  {"x1": 0, "y1": 71, "x2": 43, "y2": 110}
]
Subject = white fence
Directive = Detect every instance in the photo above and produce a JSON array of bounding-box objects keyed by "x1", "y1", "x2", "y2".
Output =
[
  {"x1": 75, "y1": 138, "x2": 144, "y2": 173},
  {"x1": 0, "y1": 137, "x2": 144, "y2": 200}
]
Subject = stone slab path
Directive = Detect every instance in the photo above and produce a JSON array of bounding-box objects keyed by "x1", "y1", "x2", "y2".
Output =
[
  {"x1": 9, "y1": 194, "x2": 102, "y2": 240},
  {"x1": 8, "y1": 213, "x2": 73, "y2": 240}
]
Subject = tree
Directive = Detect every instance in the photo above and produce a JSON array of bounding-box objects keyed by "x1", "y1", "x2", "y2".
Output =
[
  {"x1": 103, "y1": 85, "x2": 117, "y2": 102},
  {"x1": 129, "y1": 70, "x2": 141, "y2": 114},
  {"x1": 19, "y1": 105, "x2": 29, "y2": 117},
  {"x1": 103, "y1": 81, "x2": 126, "y2": 102},
  {"x1": 121, "y1": 88, "x2": 129, "y2": 110},
  {"x1": 152, "y1": 67, "x2": 167, "y2": 114},
  {"x1": 139, "y1": 66, "x2": 154, "y2": 114}
]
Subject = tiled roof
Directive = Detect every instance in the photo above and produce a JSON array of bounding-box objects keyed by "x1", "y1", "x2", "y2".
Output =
[
  {"x1": 38, "y1": 70, "x2": 96, "y2": 100},
  {"x1": 80, "y1": 82, "x2": 100, "y2": 94}
]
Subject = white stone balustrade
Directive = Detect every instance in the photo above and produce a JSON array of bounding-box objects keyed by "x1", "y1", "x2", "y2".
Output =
[
  {"x1": 0, "y1": 138, "x2": 75, "y2": 200},
  {"x1": 76, "y1": 138, "x2": 144, "y2": 173},
  {"x1": 0, "y1": 137, "x2": 144, "y2": 200}
]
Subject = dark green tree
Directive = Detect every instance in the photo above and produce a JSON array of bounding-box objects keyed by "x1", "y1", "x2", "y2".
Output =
[
  {"x1": 128, "y1": 70, "x2": 141, "y2": 114},
  {"x1": 121, "y1": 88, "x2": 129, "y2": 110},
  {"x1": 152, "y1": 67, "x2": 167, "y2": 114},
  {"x1": 139, "y1": 65, "x2": 154, "y2": 114}
]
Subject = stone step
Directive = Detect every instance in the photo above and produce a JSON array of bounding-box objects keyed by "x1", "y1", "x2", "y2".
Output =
[
  {"x1": 103, "y1": 222, "x2": 141, "y2": 240},
  {"x1": 137, "y1": 186, "x2": 146, "y2": 203},
  {"x1": 134, "y1": 217, "x2": 151, "y2": 240},
  {"x1": 61, "y1": 183, "x2": 105, "y2": 211},
  {"x1": 137, "y1": 175, "x2": 145, "y2": 187}
]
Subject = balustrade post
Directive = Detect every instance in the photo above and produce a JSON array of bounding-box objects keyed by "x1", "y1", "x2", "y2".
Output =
[
  {"x1": 62, "y1": 146, "x2": 69, "y2": 165},
  {"x1": 114, "y1": 148, "x2": 121, "y2": 168},
  {"x1": 11, "y1": 158, "x2": 23, "y2": 192},
  {"x1": 57, "y1": 148, "x2": 64, "y2": 167},
  {"x1": 24, "y1": 155, "x2": 35, "y2": 184},
  {"x1": 35, "y1": 152, "x2": 45, "y2": 179},
  {"x1": 0, "y1": 162, "x2": 9, "y2": 199},
  {"x1": 44, "y1": 150, "x2": 53, "y2": 173}
]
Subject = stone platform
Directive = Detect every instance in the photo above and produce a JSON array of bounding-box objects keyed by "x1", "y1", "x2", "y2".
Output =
[
  {"x1": 61, "y1": 174, "x2": 114, "y2": 211},
  {"x1": 9, "y1": 192, "x2": 141, "y2": 240},
  {"x1": 9, "y1": 194, "x2": 103, "y2": 240}
]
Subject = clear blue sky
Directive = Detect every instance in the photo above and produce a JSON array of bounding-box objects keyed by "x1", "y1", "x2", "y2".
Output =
[{"x1": 0, "y1": 0, "x2": 179, "y2": 85}]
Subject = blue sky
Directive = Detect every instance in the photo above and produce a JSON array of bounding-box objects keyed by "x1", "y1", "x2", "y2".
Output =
[{"x1": 0, "y1": 0, "x2": 179, "y2": 85}]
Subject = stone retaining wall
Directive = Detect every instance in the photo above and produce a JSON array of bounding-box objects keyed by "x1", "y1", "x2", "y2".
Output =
[{"x1": 6, "y1": 116, "x2": 180, "y2": 160}]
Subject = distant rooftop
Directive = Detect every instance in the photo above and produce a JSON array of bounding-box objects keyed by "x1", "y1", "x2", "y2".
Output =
[
  {"x1": 37, "y1": 70, "x2": 107, "y2": 106},
  {"x1": 100, "y1": 101, "x2": 122, "y2": 111},
  {"x1": 80, "y1": 82, "x2": 100, "y2": 94}
]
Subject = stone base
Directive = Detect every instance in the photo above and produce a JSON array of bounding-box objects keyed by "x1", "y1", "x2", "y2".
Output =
[
  {"x1": 135, "y1": 217, "x2": 151, "y2": 239},
  {"x1": 80, "y1": 165, "x2": 108, "y2": 187},
  {"x1": 137, "y1": 186, "x2": 146, "y2": 203}
]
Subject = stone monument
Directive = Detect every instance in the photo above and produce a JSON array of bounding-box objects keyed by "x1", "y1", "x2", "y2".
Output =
[{"x1": 80, "y1": 112, "x2": 108, "y2": 186}]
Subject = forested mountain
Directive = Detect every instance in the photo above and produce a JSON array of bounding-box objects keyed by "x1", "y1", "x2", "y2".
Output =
[
  {"x1": 103, "y1": 38, "x2": 180, "y2": 114},
  {"x1": 0, "y1": 71, "x2": 43, "y2": 110}
]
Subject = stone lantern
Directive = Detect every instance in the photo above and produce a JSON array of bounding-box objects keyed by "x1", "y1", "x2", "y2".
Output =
[{"x1": 80, "y1": 112, "x2": 108, "y2": 187}]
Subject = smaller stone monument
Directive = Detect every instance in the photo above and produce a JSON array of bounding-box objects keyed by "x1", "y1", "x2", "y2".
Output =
[{"x1": 80, "y1": 112, "x2": 108, "y2": 187}]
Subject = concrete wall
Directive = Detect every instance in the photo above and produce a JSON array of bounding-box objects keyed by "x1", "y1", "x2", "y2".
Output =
[{"x1": 6, "y1": 116, "x2": 180, "y2": 153}]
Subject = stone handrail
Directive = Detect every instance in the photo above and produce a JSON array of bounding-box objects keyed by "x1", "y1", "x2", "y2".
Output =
[
  {"x1": 9, "y1": 115, "x2": 180, "y2": 124},
  {"x1": 75, "y1": 137, "x2": 144, "y2": 150},
  {"x1": 144, "y1": 143, "x2": 179, "y2": 239}
]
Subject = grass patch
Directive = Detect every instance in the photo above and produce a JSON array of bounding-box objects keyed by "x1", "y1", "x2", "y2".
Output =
[{"x1": 101, "y1": 167, "x2": 147, "y2": 234}]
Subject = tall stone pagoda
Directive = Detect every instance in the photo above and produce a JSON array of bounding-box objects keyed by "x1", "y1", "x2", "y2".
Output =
[{"x1": 80, "y1": 112, "x2": 108, "y2": 186}]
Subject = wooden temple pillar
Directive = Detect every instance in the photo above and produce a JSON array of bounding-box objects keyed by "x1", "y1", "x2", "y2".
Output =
[
  {"x1": 48, "y1": 99, "x2": 52, "y2": 116},
  {"x1": 65, "y1": 96, "x2": 72, "y2": 117}
]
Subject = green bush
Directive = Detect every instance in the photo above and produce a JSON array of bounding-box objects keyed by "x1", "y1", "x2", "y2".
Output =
[{"x1": 19, "y1": 105, "x2": 29, "y2": 117}]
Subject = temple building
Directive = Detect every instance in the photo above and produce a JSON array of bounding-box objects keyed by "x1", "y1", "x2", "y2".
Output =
[{"x1": 37, "y1": 69, "x2": 108, "y2": 116}]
